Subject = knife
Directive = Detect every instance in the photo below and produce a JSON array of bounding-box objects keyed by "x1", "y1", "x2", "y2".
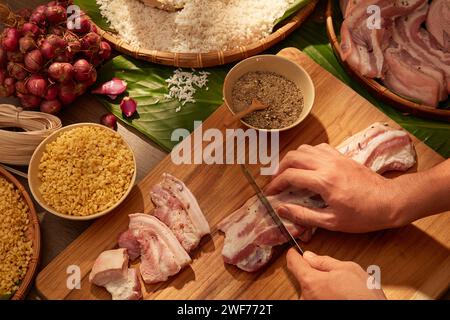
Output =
[{"x1": 240, "y1": 164, "x2": 304, "y2": 255}]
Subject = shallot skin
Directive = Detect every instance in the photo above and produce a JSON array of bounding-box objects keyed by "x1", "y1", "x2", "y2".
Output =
[{"x1": 91, "y1": 78, "x2": 127, "y2": 96}]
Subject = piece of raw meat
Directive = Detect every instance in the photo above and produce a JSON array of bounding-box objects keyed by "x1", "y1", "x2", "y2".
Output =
[
  {"x1": 150, "y1": 173, "x2": 210, "y2": 252},
  {"x1": 118, "y1": 229, "x2": 141, "y2": 261},
  {"x1": 426, "y1": 0, "x2": 450, "y2": 50},
  {"x1": 89, "y1": 248, "x2": 129, "y2": 286},
  {"x1": 340, "y1": 0, "x2": 425, "y2": 78},
  {"x1": 104, "y1": 268, "x2": 143, "y2": 300},
  {"x1": 219, "y1": 123, "x2": 416, "y2": 272},
  {"x1": 391, "y1": 2, "x2": 450, "y2": 97},
  {"x1": 129, "y1": 213, "x2": 192, "y2": 284}
]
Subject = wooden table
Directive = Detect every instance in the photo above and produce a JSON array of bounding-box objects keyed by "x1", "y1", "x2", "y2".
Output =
[{"x1": 1, "y1": 0, "x2": 449, "y2": 300}]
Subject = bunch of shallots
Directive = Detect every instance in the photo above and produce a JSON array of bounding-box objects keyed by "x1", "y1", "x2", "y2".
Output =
[{"x1": 0, "y1": 0, "x2": 111, "y2": 114}]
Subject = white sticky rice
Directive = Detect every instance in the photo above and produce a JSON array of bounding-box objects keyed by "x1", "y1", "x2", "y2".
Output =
[{"x1": 96, "y1": 0, "x2": 296, "y2": 52}]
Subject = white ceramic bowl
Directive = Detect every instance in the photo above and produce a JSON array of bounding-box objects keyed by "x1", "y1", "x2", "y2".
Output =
[
  {"x1": 223, "y1": 54, "x2": 315, "y2": 131},
  {"x1": 28, "y1": 123, "x2": 137, "y2": 221}
]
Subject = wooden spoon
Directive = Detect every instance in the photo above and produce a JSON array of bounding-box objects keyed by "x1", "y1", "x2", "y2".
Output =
[
  {"x1": 139, "y1": 0, "x2": 184, "y2": 12},
  {"x1": 225, "y1": 99, "x2": 268, "y2": 127}
]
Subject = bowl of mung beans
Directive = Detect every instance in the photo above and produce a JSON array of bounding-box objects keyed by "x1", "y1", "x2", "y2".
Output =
[{"x1": 28, "y1": 123, "x2": 137, "y2": 221}]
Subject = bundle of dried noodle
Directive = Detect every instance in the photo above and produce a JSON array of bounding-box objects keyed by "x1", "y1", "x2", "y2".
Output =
[{"x1": 0, "y1": 104, "x2": 62, "y2": 165}]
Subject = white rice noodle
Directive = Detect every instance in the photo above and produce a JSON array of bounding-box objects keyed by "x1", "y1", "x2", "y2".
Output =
[{"x1": 165, "y1": 69, "x2": 210, "y2": 111}]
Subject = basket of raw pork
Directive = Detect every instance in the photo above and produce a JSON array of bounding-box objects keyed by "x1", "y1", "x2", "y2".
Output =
[{"x1": 326, "y1": 0, "x2": 450, "y2": 121}]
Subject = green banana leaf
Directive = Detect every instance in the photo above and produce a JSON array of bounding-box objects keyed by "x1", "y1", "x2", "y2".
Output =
[
  {"x1": 79, "y1": 0, "x2": 450, "y2": 158},
  {"x1": 275, "y1": 0, "x2": 313, "y2": 25},
  {"x1": 95, "y1": 56, "x2": 227, "y2": 151}
]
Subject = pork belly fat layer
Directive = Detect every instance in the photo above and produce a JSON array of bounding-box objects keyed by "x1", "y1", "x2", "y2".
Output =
[
  {"x1": 89, "y1": 248, "x2": 129, "y2": 286},
  {"x1": 219, "y1": 123, "x2": 416, "y2": 272}
]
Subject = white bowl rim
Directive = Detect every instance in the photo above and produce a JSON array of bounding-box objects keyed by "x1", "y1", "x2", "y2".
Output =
[
  {"x1": 223, "y1": 54, "x2": 315, "y2": 132},
  {"x1": 28, "y1": 122, "x2": 137, "y2": 221}
]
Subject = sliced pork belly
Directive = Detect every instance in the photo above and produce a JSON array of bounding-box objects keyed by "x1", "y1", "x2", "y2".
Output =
[
  {"x1": 150, "y1": 173, "x2": 210, "y2": 252},
  {"x1": 104, "y1": 268, "x2": 143, "y2": 300},
  {"x1": 218, "y1": 190, "x2": 324, "y2": 272},
  {"x1": 129, "y1": 213, "x2": 191, "y2": 284},
  {"x1": 426, "y1": 0, "x2": 450, "y2": 50},
  {"x1": 383, "y1": 46, "x2": 443, "y2": 107},
  {"x1": 219, "y1": 123, "x2": 416, "y2": 272},
  {"x1": 89, "y1": 248, "x2": 128, "y2": 286},
  {"x1": 336, "y1": 122, "x2": 416, "y2": 173},
  {"x1": 340, "y1": 0, "x2": 425, "y2": 78},
  {"x1": 392, "y1": 2, "x2": 450, "y2": 96}
]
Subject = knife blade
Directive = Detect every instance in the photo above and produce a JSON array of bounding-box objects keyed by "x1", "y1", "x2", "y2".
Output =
[{"x1": 240, "y1": 164, "x2": 304, "y2": 255}]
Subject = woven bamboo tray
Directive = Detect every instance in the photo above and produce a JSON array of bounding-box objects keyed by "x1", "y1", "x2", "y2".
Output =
[
  {"x1": 93, "y1": 0, "x2": 319, "y2": 68},
  {"x1": 325, "y1": 0, "x2": 450, "y2": 122},
  {"x1": 0, "y1": 166, "x2": 40, "y2": 300}
]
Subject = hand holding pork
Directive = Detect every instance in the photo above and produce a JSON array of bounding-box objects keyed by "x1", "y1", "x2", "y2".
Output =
[
  {"x1": 269, "y1": 133, "x2": 450, "y2": 300},
  {"x1": 267, "y1": 146, "x2": 450, "y2": 234}
]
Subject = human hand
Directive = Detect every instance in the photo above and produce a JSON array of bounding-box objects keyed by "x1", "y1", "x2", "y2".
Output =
[
  {"x1": 265, "y1": 143, "x2": 401, "y2": 233},
  {"x1": 286, "y1": 249, "x2": 386, "y2": 300}
]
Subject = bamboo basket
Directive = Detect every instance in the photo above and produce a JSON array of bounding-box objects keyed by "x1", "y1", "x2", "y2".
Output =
[
  {"x1": 325, "y1": 0, "x2": 450, "y2": 122},
  {"x1": 0, "y1": 166, "x2": 40, "y2": 300},
  {"x1": 93, "y1": 0, "x2": 319, "y2": 68}
]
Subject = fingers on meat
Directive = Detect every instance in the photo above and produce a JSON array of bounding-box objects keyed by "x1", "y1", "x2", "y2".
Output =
[{"x1": 218, "y1": 123, "x2": 416, "y2": 272}]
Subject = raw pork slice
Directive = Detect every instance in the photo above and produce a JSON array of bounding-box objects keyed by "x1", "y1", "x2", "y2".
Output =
[
  {"x1": 89, "y1": 248, "x2": 129, "y2": 286},
  {"x1": 150, "y1": 173, "x2": 210, "y2": 252},
  {"x1": 383, "y1": 46, "x2": 443, "y2": 107},
  {"x1": 340, "y1": 0, "x2": 425, "y2": 78},
  {"x1": 219, "y1": 123, "x2": 416, "y2": 272},
  {"x1": 118, "y1": 229, "x2": 141, "y2": 261},
  {"x1": 426, "y1": 0, "x2": 450, "y2": 50},
  {"x1": 105, "y1": 268, "x2": 143, "y2": 300},
  {"x1": 129, "y1": 213, "x2": 191, "y2": 284}
]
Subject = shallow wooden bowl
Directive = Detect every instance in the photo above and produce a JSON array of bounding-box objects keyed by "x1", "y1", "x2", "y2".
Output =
[
  {"x1": 325, "y1": 0, "x2": 450, "y2": 122},
  {"x1": 28, "y1": 123, "x2": 137, "y2": 221},
  {"x1": 0, "y1": 166, "x2": 40, "y2": 300},
  {"x1": 223, "y1": 54, "x2": 315, "y2": 131},
  {"x1": 93, "y1": 0, "x2": 319, "y2": 68}
]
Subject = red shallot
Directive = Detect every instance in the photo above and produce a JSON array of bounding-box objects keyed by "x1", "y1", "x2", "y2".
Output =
[
  {"x1": 100, "y1": 113, "x2": 118, "y2": 130},
  {"x1": 120, "y1": 97, "x2": 137, "y2": 117},
  {"x1": 2, "y1": 28, "x2": 20, "y2": 52},
  {"x1": 24, "y1": 49, "x2": 44, "y2": 72},
  {"x1": 40, "y1": 99, "x2": 62, "y2": 114},
  {"x1": 48, "y1": 62, "x2": 74, "y2": 83},
  {"x1": 26, "y1": 74, "x2": 48, "y2": 97},
  {"x1": 92, "y1": 78, "x2": 127, "y2": 97},
  {"x1": 18, "y1": 93, "x2": 41, "y2": 109}
]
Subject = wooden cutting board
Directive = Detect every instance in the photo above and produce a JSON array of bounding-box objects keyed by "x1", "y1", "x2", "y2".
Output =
[{"x1": 35, "y1": 48, "x2": 450, "y2": 300}]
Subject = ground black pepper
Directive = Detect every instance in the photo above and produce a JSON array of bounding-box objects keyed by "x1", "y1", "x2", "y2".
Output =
[{"x1": 231, "y1": 71, "x2": 304, "y2": 129}]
